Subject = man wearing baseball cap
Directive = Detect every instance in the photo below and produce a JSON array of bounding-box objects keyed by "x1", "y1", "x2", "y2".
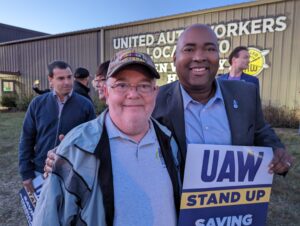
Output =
[
  {"x1": 33, "y1": 49, "x2": 181, "y2": 226},
  {"x1": 74, "y1": 67, "x2": 93, "y2": 102}
]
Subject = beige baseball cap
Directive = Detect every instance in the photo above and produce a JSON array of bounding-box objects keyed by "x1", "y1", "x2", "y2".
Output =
[{"x1": 107, "y1": 49, "x2": 160, "y2": 79}]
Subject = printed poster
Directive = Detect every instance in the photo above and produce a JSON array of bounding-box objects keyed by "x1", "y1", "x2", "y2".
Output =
[
  {"x1": 19, "y1": 175, "x2": 44, "y2": 226},
  {"x1": 179, "y1": 144, "x2": 273, "y2": 226}
]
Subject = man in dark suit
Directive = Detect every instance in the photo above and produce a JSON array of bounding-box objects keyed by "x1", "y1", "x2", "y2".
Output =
[
  {"x1": 218, "y1": 46, "x2": 260, "y2": 89},
  {"x1": 153, "y1": 24, "x2": 292, "y2": 176}
]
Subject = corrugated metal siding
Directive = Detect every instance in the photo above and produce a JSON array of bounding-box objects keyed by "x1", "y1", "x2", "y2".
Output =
[
  {"x1": 103, "y1": 0, "x2": 299, "y2": 109},
  {"x1": 0, "y1": 32, "x2": 103, "y2": 96}
]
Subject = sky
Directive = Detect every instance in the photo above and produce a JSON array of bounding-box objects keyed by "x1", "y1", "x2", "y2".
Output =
[{"x1": 1, "y1": 0, "x2": 253, "y2": 35}]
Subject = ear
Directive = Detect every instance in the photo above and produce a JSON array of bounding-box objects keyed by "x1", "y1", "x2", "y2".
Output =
[
  {"x1": 153, "y1": 85, "x2": 159, "y2": 98},
  {"x1": 48, "y1": 76, "x2": 52, "y2": 86},
  {"x1": 173, "y1": 51, "x2": 177, "y2": 64},
  {"x1": 103, "y1": 83, "x2": 109, "y2": 98}
]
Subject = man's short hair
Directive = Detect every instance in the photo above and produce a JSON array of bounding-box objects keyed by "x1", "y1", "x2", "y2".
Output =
[
  {"x1": 95, "y1": 60, "x2": 110, "y2": 78},
  {"x1": 48, "y1": 60, "x2": 71, "y2": 77},
  {"x1": 228, "y1": 46, "x2": 248, "y2": 65},
  {"x1": 74, "y1": 67, "x2": 90, "y2": 79}
]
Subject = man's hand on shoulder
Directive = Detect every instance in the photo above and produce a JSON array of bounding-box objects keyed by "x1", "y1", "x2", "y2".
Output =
[
  {"x1": 43, "y1": 148, "x2": 58, "y2": 178},
  {"x1": 43, "y1": 134, "x2": 63, "y2": 178}
]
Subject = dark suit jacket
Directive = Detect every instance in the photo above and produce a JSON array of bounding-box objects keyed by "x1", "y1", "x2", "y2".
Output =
[
  {"x1": 152, "y1": 80, "x2": 283, "y2": 171},
  {"x1": 218, "y1": 72, "x2": 260, "y2": 90}
]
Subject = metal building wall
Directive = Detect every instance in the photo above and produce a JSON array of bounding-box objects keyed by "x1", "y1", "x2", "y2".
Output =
[
  {"x1": 0, "y1": 31, "x2": 103, "y2": 95},
  {"x1": 103, "y1": 0, "x2": 300, "y2": 109}
]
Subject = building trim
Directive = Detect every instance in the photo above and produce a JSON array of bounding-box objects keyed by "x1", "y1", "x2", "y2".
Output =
[{"x1": 0, "y1": 71, "x2": 21, "y2": 76}]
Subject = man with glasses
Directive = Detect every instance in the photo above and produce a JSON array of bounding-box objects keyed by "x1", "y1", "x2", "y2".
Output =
[
  {"x1": 33, "y1": 50, "x2": 181, "y2": 226},
  {"x1": 92, "y1": 60, "x2": 110, "y2": 101}
]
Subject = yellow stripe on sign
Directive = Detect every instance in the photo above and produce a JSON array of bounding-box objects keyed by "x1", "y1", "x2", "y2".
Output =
[{"x1": 180, "y1": 187, "x2": 271, "y2": 209}]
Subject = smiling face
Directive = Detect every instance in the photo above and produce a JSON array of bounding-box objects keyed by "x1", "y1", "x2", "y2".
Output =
[
  {"x1": 174, "y1": 24, "x2": 219, "y2": 94},
  {"x1": 93, "y1": 74, "x2": 106, "y2": 100},
  {"x1": 104, "y1": 66, "x2": 158, "y2": 141}
]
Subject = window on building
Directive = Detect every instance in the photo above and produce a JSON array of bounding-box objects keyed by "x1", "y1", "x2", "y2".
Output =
[{"x1": 2, "y1": 80, "x2": 15, "y2": 92}]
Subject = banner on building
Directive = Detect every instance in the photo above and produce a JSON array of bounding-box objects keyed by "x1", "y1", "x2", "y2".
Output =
[{"x1": 179, "y1": 144, "x2": 273, "y2": 226}]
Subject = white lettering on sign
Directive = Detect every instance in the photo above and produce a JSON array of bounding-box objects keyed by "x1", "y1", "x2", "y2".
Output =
[
  {"x1": 195, "y1": 214, "x2": 253, "y2": 226},
  {"x1": 112, "y1": 16, "x2": 287, "y2": 82},
  {"x1": 113, "y1": 34, "x2": 155, "y2": 49},
  {"x1": 219, "y1": 40, "x2": 230, "y2": 54},
  {"x1": 210, "y1": 16, "x2": 287, "y2": 38},
  {"x1": 219, "y1": 59, "x2": 228, "y2": 70},
  {"x1": 167, "y1": 74, "x2": 177, "y2": 83}
]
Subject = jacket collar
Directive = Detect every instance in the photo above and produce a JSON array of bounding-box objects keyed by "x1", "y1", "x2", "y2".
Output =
[
  {"x1": 73, "y1": 109, "x2": 172, "y2": 154},
  {"x1": 74, "y1": 80, "x2": 91, "y2": 92}
]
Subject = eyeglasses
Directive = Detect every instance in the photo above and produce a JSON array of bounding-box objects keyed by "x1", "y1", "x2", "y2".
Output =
[
  {"x1": 109, "y1": 82, "x2": 156, "y2": 94},
  {"x1": 94, "y1": 78, "x2": 106, "y2": 84}
]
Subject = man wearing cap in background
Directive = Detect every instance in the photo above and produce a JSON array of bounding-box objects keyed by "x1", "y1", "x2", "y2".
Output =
[
  {"x1": 33, "y1": 50, "x2": 181, "y2": 226},
  {"x1": 74, "y1": 67, "x2": 93, "y2": 102}
]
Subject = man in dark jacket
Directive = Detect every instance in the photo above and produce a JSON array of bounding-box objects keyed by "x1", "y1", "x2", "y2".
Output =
[
  {"x1": 73, "y1": 67, "x2": 93, "y2": 102},
  {"x1": 19, "y1": 60, "x2": 96, "y2": 193},
  {"x1": 218, "y1": 46, "x2": 260, "y2": 89},
  {"x1": 152, "y1": 24, "x2": 293, "y2": 176}
]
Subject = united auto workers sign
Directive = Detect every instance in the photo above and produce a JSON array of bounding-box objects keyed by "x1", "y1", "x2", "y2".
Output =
[{"x1": 112, "y1": 16, "x2": 287, "y2": 82}]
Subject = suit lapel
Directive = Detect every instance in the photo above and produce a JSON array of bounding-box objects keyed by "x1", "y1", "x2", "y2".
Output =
[
  {"x1": 168, "y1": 82, "x2": 187, "y2": 160},
  {"x1": 219, "y1": 81, "x2": 245, "y2": 145},
  {"x1": 241, "y1": 73, "x2": 247, "y2": 81}
]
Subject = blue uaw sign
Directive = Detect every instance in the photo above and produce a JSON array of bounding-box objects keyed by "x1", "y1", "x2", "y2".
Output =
[
  {"x1": 179, "y1": 144, "x2": 273, "y2": 226},
  {"x1": 19, "y1": 175, "x2": 44, "y2": 226}
]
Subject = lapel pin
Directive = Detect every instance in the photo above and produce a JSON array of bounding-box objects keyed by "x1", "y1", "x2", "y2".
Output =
[{"x1": 233, "y1": 99, "x2": 239, "y2": 109}]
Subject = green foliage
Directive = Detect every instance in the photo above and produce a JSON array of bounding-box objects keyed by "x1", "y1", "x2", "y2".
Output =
[
  {"x1": 16, "y1": 93, "x2": 34, "y2": 111},
  {"x1": 93, "y1": 97, "x2": 107, "y2": 115},
  {"x1": 263, "y1": 106, "x2": 299, "y2": 129},
  {"x1": 0, "y1": 93, "x2": 17, "y2": 107}
]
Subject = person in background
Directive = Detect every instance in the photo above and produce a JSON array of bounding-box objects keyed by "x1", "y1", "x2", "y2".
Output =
[
  {"x1": 32, "y1": 79, "x2": 50, "y2": 95},
  {"x1": 153, "y1": 24, "x2": 292, "y2": 177},
  {"x1": 44, "y1": 61, "x2": 111, "y2": 173},
  {"x1": 19, "y1": 60, "x2": 96, "y2": 194},
  {"x1": 218, "y1": 46, "x2": 260, "y2": 89},
  {"x1": 74, "y1": 67, "x2": 93, "y2": 101},
  {"x1": 33, "y1": 50, "x2": 180, "y2": 226},
  {"x1": 92, "y1": 60, "x2": 110, "y2": 101}
]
